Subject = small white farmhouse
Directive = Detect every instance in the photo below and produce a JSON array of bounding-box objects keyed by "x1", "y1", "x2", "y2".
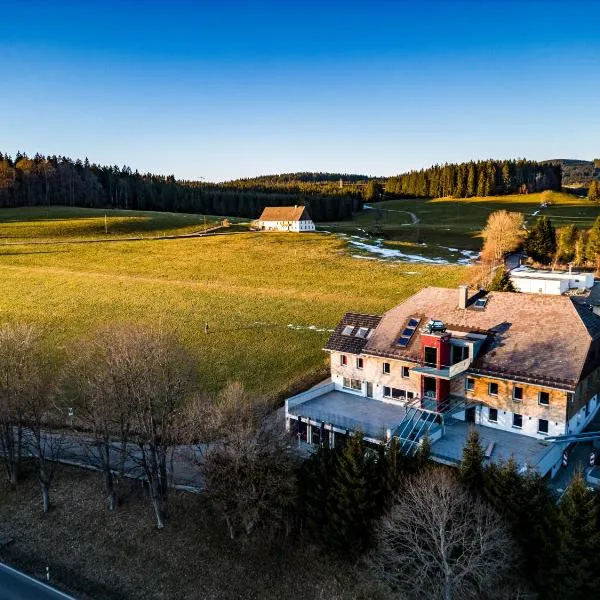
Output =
[{"x1": 257, "y1": 205, "x2": 315, "y2": 232}]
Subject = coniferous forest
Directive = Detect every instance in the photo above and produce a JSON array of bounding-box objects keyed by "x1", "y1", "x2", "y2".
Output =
[
  {"x1": 386, "y1": 159, "x2": 562, "y2": 198},
  {"x1": 0, "y1": 152, "x2": 362, "y2": 221}
]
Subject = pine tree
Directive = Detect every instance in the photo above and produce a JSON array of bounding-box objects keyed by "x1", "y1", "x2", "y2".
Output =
[
  {"x1": 460, "y1": 428, "x2": 485, "y2": 492},
  {"x1": 466, "y1": 163, "x2": 476, "y2": 197},
  {"x1": 556, "y1": 224, "x2": 577, "y2": 264},
  {"x1": 586, "y1": 216, "x2": 600, "y2": 268},
  {"x1": 524, "y1": 216, "x2": 556, "y2": 264},
  {"x1": 574, "y1": 230, "x2": 588, "y2": 265},
  {"x1": 557, "y1": 472, "x2": 600, "y2": 599},
  {"x1": 588, "y1": 179, "x2": 599, "y2": 202},
  {"x1": 488, "y1": 266, "x2": 516, "y2": 291},
  {"x1": 327, "y1": 433, "x2": 381, "y2": 553}
]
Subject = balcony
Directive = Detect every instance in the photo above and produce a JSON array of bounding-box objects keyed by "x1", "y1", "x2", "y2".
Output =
[{"x1": 411, "y1": 357, "x2": 471, "y2": 380}]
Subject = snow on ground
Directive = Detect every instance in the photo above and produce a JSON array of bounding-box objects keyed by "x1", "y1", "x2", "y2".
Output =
[{"x1": 335, "y1": 233, "x2": 479, "y2": 265}]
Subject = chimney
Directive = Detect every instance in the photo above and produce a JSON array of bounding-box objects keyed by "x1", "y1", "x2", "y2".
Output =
[{"x1": 458, "y1": 285, "x2": 468, "y2": 309}]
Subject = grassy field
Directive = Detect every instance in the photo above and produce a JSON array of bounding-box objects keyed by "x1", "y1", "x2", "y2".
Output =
[
  {"x1": 0, "y1": 207, "x2": 464, "y2": 397},
  {"x1": 0, "y1": 465, "x2": 373, "y2": 600},
  {"x1": 323, "y1": 191, "x2": 600, "y2": 252},
  {"x1": 0, "y1": 206, "x2": 233, "y2": 242}
]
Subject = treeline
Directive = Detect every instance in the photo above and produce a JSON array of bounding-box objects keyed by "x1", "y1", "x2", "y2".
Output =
[
  {"x1": 0, "y1": 152, "x2": 361, "y2": 221},
  {"x1": 386, "y1": 159, "x2": 562, "y2": 198}
]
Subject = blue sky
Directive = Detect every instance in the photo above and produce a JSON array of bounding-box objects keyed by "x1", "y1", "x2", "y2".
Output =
[{"x1": 1, "y1": 0, "x2": 598, "y2": 181}]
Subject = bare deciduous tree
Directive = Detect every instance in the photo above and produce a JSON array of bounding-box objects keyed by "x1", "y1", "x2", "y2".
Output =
[
  {"x1": 0, "y1": 322, "x2": 38, "y2": 486},
  {"x1": 192, "y1": 382, "x2": 297, "y2": 540},
  {"x1": 121, "y1": 326, "x2": 196, "y2": 529},
  {"x1": 366, "y1": 469, "x2": 516, "y2": 600},
  {"x1": 61, "y1": 325, "x2": 143, "y2": 511},
  {"x1": 481, "y1": 210, "x2": 525, "y2": 264}
]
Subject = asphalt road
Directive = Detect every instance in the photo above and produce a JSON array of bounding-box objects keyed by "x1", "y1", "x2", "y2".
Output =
[{"x1": 0, "y1": 562, "x2": 75, "y2": 600}]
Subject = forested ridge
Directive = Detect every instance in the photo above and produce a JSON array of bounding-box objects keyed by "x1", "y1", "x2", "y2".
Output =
[
  {"x1": 0, "y1": 152, "x2": 362, "y2": 221},
  {"x1": 386, "y1": 159, "x2": 562, "y2": 198}
]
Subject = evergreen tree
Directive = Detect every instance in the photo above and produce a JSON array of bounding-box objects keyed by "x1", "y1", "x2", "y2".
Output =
[
  {"x1": 557, "y1": 472, "x2": 600, "y2": 599},
  {"x1": 460, "y1": 428, "x2": 485, "y2": 491},
  {"x1": 588, "y1": 179, "x2": 599, "y2": 202},
  {"x1": 327, "y1": 433, "x2": 381, "y2": 553},
  {"x1": 466, "y1": 162, "x2": 476, "y2": 197},
  {"x1": 574, "y1": 230, "x2": 588, "y2": 266},
  {"x1": 556, "y1": 224, "x2": 578, "y2": 264},
  {"x1": 524, "y1": 216, "x2": 556, "y2": 264},
  {"x1": 488, "y1": 266, "x2": 517, "y2": 292},
  {"x1": 586, "y1": 216, "x2": 600, "y2": 267},
  {"x1": 483, "y1": 459, "x2": 563, "y2": 597}
]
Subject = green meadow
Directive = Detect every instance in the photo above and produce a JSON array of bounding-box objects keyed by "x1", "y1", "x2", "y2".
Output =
[
  {"x1": 324, "y1": 191, "x2": 600, "y2": 251},
  {"x1": 0, "y1": 207, "x2": 464, "y2": 397},
  {"x1": 0, "y1": 206, "x2": 229, "y2": 242}
]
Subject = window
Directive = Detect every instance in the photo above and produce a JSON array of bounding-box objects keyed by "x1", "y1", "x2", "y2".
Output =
[
  {"x1": 383, "y1": 362, "x2": 391, "y2": 374},
  {"x1": 356, "y1": 357, "x2": 364, "y2": 369},
  {"x1": 340, "y1": 355, "x2": 347, "y2": 366},
  {"x1": 341, "y1": 325, "x2": 354, "y2": 336},
  {"x1": 513, "y1": 386, "x2": 523, "y2": 401},
  {"x1": 343, "y1": 378, "x2": 362, "y2": 391},
  {"x1": 451, "y1": 345, "x2": 469, "y2": 365},
  {"x1": 407, "y1": 391, "x2": 414, "y2": 400},
  {"x1": 355, "y1": 327, "x2": 370, "y2": 339},
  {"x1": 538, "y1": 419, "x2": 549, "y2": 434},
  {"x1": 466, "y1": 378, "x2": 475, "y2": 392},
  {"x1": 488, "y1": 382, "x2": 499, "y2": 396},
  {"x1": 384, "y1": 387, "x2": 409, "y2": 400},
  {"x1": 424, "y1": 347, "x2": 438, "y2": 367},
  {"x1": 513, "y1": 413, "x2": 523, "y2": 429},
  {"x1": 489, "y1": 408, "x2": 498, "y2": 422},
  {"x1": 473, "y1": 297, "x2": 488, "y2": 309},
  {"x1": 402, "y1": 366, "x2": 410, "y2": 378},
  {"x1": 539, "y1": 391, "x2": 550, "y2": 406}
]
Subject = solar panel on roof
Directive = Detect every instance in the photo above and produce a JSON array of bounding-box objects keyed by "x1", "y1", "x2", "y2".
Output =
[{"x1": 397, "y1": 317, "x2": 421, "y2": 347}]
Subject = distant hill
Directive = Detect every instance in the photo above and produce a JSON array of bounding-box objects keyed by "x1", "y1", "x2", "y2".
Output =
[
  {"x1": 543, "y1": 159, "x2": 597, "y2": 186},
  {"x1": 222, "y1": 172, "x2": 379, "y2": 185}
]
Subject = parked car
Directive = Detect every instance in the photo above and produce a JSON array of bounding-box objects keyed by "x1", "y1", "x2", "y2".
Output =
[{"x1": 585, "y1": 466, "x2": 600, "y2": 490}]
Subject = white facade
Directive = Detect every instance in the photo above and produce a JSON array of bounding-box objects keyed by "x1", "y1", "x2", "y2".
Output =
[
  {"x1": 510, "y1": 267, "x2": 594, "y2": 295},
  {"x1": 259, "y1": 219, "x2": 315, "y2": 232}
]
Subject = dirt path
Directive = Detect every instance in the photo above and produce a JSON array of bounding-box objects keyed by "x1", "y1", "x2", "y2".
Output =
[{"x1": 363, "y1": 204, "x2": 420, "y2": 225}]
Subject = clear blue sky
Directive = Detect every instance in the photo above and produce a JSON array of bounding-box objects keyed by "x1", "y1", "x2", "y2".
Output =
[{"x1": 1, "y1": 0, "x2": 598, "y2": 181}]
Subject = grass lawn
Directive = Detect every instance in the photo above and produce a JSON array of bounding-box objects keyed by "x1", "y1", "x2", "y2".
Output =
[
  {"x1": 0, "y1": 207, "x2": 465, "y2": 397},
  {"x1": 323, "y1": 191, "x2": 600, "y2": 251},
  {"x1": 0, "y1": 206, "x2": 235, "y2": 242},
  {"x1": 0, "y1": 465, "x2": 373, "y2": 600}
]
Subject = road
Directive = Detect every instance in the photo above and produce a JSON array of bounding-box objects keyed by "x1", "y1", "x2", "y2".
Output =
[
  {"x1": 4, "y1": 430, "x2": 204, "y2": 492},
  {"x1": 0, "y1": 562, "x2": 75, "y2": 600}
]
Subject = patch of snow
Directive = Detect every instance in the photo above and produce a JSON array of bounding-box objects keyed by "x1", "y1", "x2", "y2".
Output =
[
  {"x1": 287, "y1": 324, "x2": 334, "y2": 333},
  {"x1": 347, "y1": 238, "x2": 450, "y2": 264}
]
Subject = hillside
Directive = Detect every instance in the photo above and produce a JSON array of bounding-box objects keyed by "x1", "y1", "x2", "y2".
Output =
[
  {"x1": 221, "y1": 172, "x2": 377, "y2": 185},
  {"x1": 544, "y1": 158, "x2": 598, "y2": 186},
  {"x1": 323, "y1": 191, "x2": 600, "y2": 254}
]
